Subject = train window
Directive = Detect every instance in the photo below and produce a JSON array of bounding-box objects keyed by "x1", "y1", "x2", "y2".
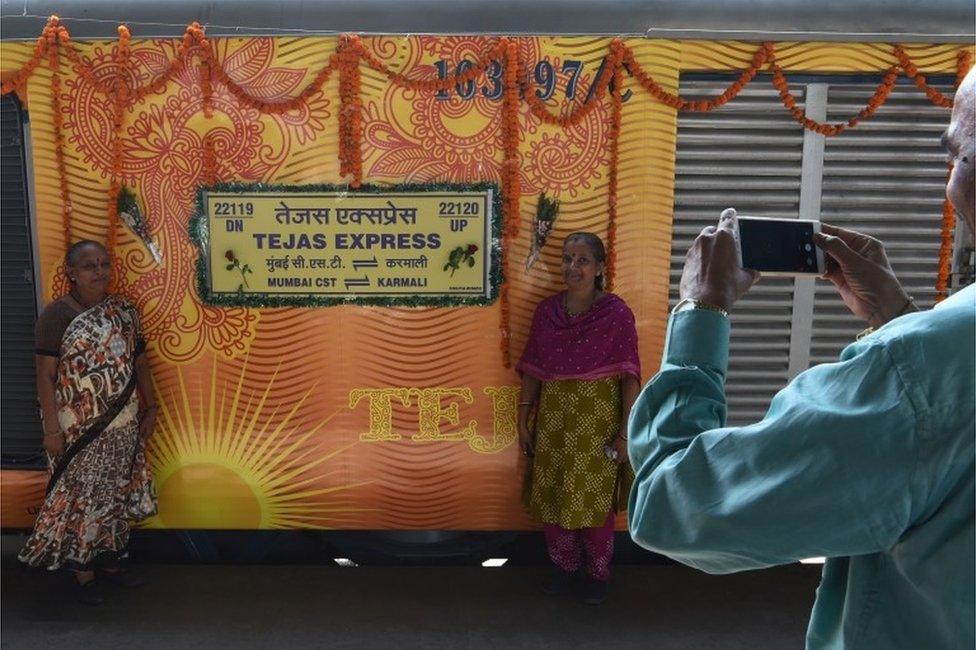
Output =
[
  {"x1": 671, "y1": 75, "x2": 956, "y2": 425},
  {"x1": 0, "y1": 93, "x2": 44, "y2": 467}
]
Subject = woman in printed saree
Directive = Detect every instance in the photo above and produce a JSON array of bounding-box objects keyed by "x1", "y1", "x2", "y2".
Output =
[
  {"x1": 20, "y1": 240, "x2": 158, "y2": 605},
  {"x1": 517, "y1": 232, "x2": 641, "y2": 605}
]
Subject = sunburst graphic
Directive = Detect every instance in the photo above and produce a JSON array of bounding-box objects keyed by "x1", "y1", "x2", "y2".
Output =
[{"x1": 144, "y1": 358, "x2": 370, "y2": 529}]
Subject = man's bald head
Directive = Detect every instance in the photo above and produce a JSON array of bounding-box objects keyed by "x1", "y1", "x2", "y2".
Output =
[{"x1": 945, "y1": 67, "x2": 976, "y2": 236}]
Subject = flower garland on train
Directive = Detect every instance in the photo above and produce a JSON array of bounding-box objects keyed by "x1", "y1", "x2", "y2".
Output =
[{"x1": 1, "y1": 16, "x2": 971, "y2": 364}]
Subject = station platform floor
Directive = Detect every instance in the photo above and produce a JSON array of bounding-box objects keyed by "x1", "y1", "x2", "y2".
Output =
[{"x1": 2, "y1": 532, "x2": 821, "y2": 649}]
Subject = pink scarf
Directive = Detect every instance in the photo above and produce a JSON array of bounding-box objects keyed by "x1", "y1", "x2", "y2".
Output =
[{"x1": 517, "y1": 292, "x2": 640, "y2": 382}]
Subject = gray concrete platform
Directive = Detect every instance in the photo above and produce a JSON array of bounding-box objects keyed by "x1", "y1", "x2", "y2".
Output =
[{"x1": 2, "y1": 556, "x2": 821, "y2": 649}]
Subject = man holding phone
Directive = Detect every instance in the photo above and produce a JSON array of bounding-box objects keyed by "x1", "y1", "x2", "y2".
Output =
[{"x1": 628, "y1": 68, "x2": 975, "y2": 649}]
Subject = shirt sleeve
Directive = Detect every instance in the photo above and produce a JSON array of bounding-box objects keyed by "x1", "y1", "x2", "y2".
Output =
[{"x1": 627, "y1": 309, "x2": 919, "y2": 574}]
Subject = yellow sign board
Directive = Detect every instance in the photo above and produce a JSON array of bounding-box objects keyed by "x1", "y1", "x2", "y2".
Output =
[{"x1": 194, "y1": 183, "x2": 500, "y2": 306}]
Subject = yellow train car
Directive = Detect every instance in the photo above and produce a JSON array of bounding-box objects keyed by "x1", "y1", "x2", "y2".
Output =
[{"x1": 1, "y1": 0, "x2": 972, "y2": 558}]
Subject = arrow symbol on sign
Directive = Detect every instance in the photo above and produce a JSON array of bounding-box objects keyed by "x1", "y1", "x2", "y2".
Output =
[
  {"x1": 344, "y1": 276, "x2": 371, "y2": 289},
  {"x1": 353, "y1": 256, "x2": 378, "y2": 270}
]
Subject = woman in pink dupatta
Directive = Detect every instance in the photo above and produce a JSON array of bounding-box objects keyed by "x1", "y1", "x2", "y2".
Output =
[{"x1": 517, "y1": 232, "x2": 641, "y2": 605}]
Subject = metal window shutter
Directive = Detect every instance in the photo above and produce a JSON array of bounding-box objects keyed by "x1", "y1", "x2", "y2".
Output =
[
  {"x1": 1, "y1": 94, "x2": 43, "y2": 466},
  {"x1": 672, "y1": 80, "x2": 805, "y2": 425},
  {"x1": 810, "y1": 80, "x2": 954, "y2": 366}
]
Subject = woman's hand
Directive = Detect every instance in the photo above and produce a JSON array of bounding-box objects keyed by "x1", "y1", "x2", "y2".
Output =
[
  {"x1": 517, "y1": 409, "x2": 535, "y2": 457},
  {"x1": 43, "y1": 431, "x2": 65, "y2": 456},
  {"x1": 610, "y1": 436, "x2": 629, "y2": 465},
  {"x1": 138, "y1": 407, "x2": 156, "y2": 440}
]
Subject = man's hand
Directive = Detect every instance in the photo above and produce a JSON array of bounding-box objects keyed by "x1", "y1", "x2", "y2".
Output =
[
  {"x1": 814, "y1": 224, "x2": 916, "y2": 328},
  {"x1": 679, "y1": 208, "x2": 760, "y2": 311}
]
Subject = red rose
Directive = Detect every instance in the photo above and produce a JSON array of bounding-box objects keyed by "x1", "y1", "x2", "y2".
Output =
[
  {"x1": 466, "y1": 244, "x2": 478, "y2": 255},
  {"x1": 225, "y1": 250, "x2": 235, "y2": 262}
]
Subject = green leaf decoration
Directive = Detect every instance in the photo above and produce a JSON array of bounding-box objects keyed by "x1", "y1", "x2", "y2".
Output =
[{"x1": 117, "y1": 185, "x2": 140, "y2": 216}]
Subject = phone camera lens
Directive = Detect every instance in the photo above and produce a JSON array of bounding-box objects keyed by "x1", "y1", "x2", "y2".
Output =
[{"x1": 804, "y1": 243, "x2": 812, "y2": 252}]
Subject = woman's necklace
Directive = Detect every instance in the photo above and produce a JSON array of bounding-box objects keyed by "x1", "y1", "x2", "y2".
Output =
[
  {"x1": 563, "y1": 291, "x2": 599, "y2": 318},
  {"x1": 69, "y1": 288, "x2": 101, "y2": 310}
]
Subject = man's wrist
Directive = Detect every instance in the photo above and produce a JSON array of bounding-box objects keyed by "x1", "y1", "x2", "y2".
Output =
[
  {"x1": 665, "y1": 306, "x2": 732, "y2": 372},
  {"x1": 672, "y1": 298, "x2": 730, "y2": 319},
  {"x1": 871, "y1": 293, "x2": 916, "y2": 328}
]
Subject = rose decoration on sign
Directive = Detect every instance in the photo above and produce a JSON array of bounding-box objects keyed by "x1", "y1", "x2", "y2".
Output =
[
  {"x1": 444, "y1": 244, "x2": 478, "y2": 276},
  {"x1": 225, "y1": 249, "x2": 253, "y2": 294}
]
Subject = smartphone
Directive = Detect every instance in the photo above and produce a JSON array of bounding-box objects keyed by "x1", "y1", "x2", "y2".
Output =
[{"x1": 733, "y1": 216, "x2": 825, "y2": 276}]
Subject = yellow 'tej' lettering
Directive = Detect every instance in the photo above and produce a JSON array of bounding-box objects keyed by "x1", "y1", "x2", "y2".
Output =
[{"x1": 347, "y1": 386, "x2": 518, "y2": 454}]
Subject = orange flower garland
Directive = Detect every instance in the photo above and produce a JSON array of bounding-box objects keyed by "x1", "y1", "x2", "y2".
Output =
[
  {"x1": 624, "y1": 42, "x2": 774, "y2": 112},
  {"x1": 498, "y1": 37, "x2": 523, "y2": 367},
  {"x1": 0, "y1": 31, "x2": 48, "y2": 97},
  {"x1": 895, "y1": 45, "x2": 954, "y2": 108},
  {"x1": 202, "y1": 134, "x2": 218, "y2": 185},
  {"x1": 0, "y1": 16, "x2": 971, "y2": 360},
  {"x1": 45, "y1": 18, "x2": 73, "y2": 251},
  {"x1": 935, "y1": 165, "x2": 956, "y2": 303},
  {"x1": 521, "y1": 40, "x2": 621, "y2": 128},
  {"x1": 605, "y1": 55, "x2": 623, "y2": 292},
  {"x1": 337, "y1": 35, "x2": 364, "y2": 187},
  {"x1": 770, "y1": 56, "x2": 899, "y2": 135},
  {"x1": 128, "y1": 23, "x2": 202, "y2": 104}
]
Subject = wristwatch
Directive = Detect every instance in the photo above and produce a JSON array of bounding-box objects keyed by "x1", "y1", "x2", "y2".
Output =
[{"x1": 671, "y1": 298, "x2": 729, "y2": 319}]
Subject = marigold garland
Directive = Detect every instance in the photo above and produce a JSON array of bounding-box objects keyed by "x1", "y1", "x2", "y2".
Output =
[
  {"x1": 624, "y1": 42, "x2": 774, "y2": 112},
  {"x1": 935, "y1": 165, "x2": 956, "y2": 303},
  {"x1": 498, "y1": 37, "x2": 522, "y2": 367},
  {"x1": 337, "y1": 35, "x2": 364, "y2": 187},
  {"x1": 605, "y1": 55, "x2": 624, "y2": 292},
  {"x1": 0, "y1": 32, "x2": 48, "y2": 97},
  {"x1": 202, "y1": 134, "x2": 218, "y2": 185},
  {"x1": 45, "y1": 18, "x2": 73, "y2": 252},
  {"x1": 770, "y1": 57, "x2": 900, "y2": 135},
  {"x1": 895, "y1": 45, "x2": 954, "y2": 108},
  {"x1": 521, "y1": 39, "x2": 622, "y2": 128},
  {"x1": 0, "y1": 17, "x2": 971, "y2": 361}
]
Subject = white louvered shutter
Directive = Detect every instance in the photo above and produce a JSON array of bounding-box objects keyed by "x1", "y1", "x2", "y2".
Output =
[
  {"x1": 672, "y1": 81, "x2": 806, "y2": 425},
  {"x1": 810, "y1": 81, "x2": 954, "y2": 365}
]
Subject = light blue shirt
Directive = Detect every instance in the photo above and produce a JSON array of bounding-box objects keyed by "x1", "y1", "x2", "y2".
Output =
[{"x1": 628, "y1": 285, "x2": 975, "y2": 649}]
